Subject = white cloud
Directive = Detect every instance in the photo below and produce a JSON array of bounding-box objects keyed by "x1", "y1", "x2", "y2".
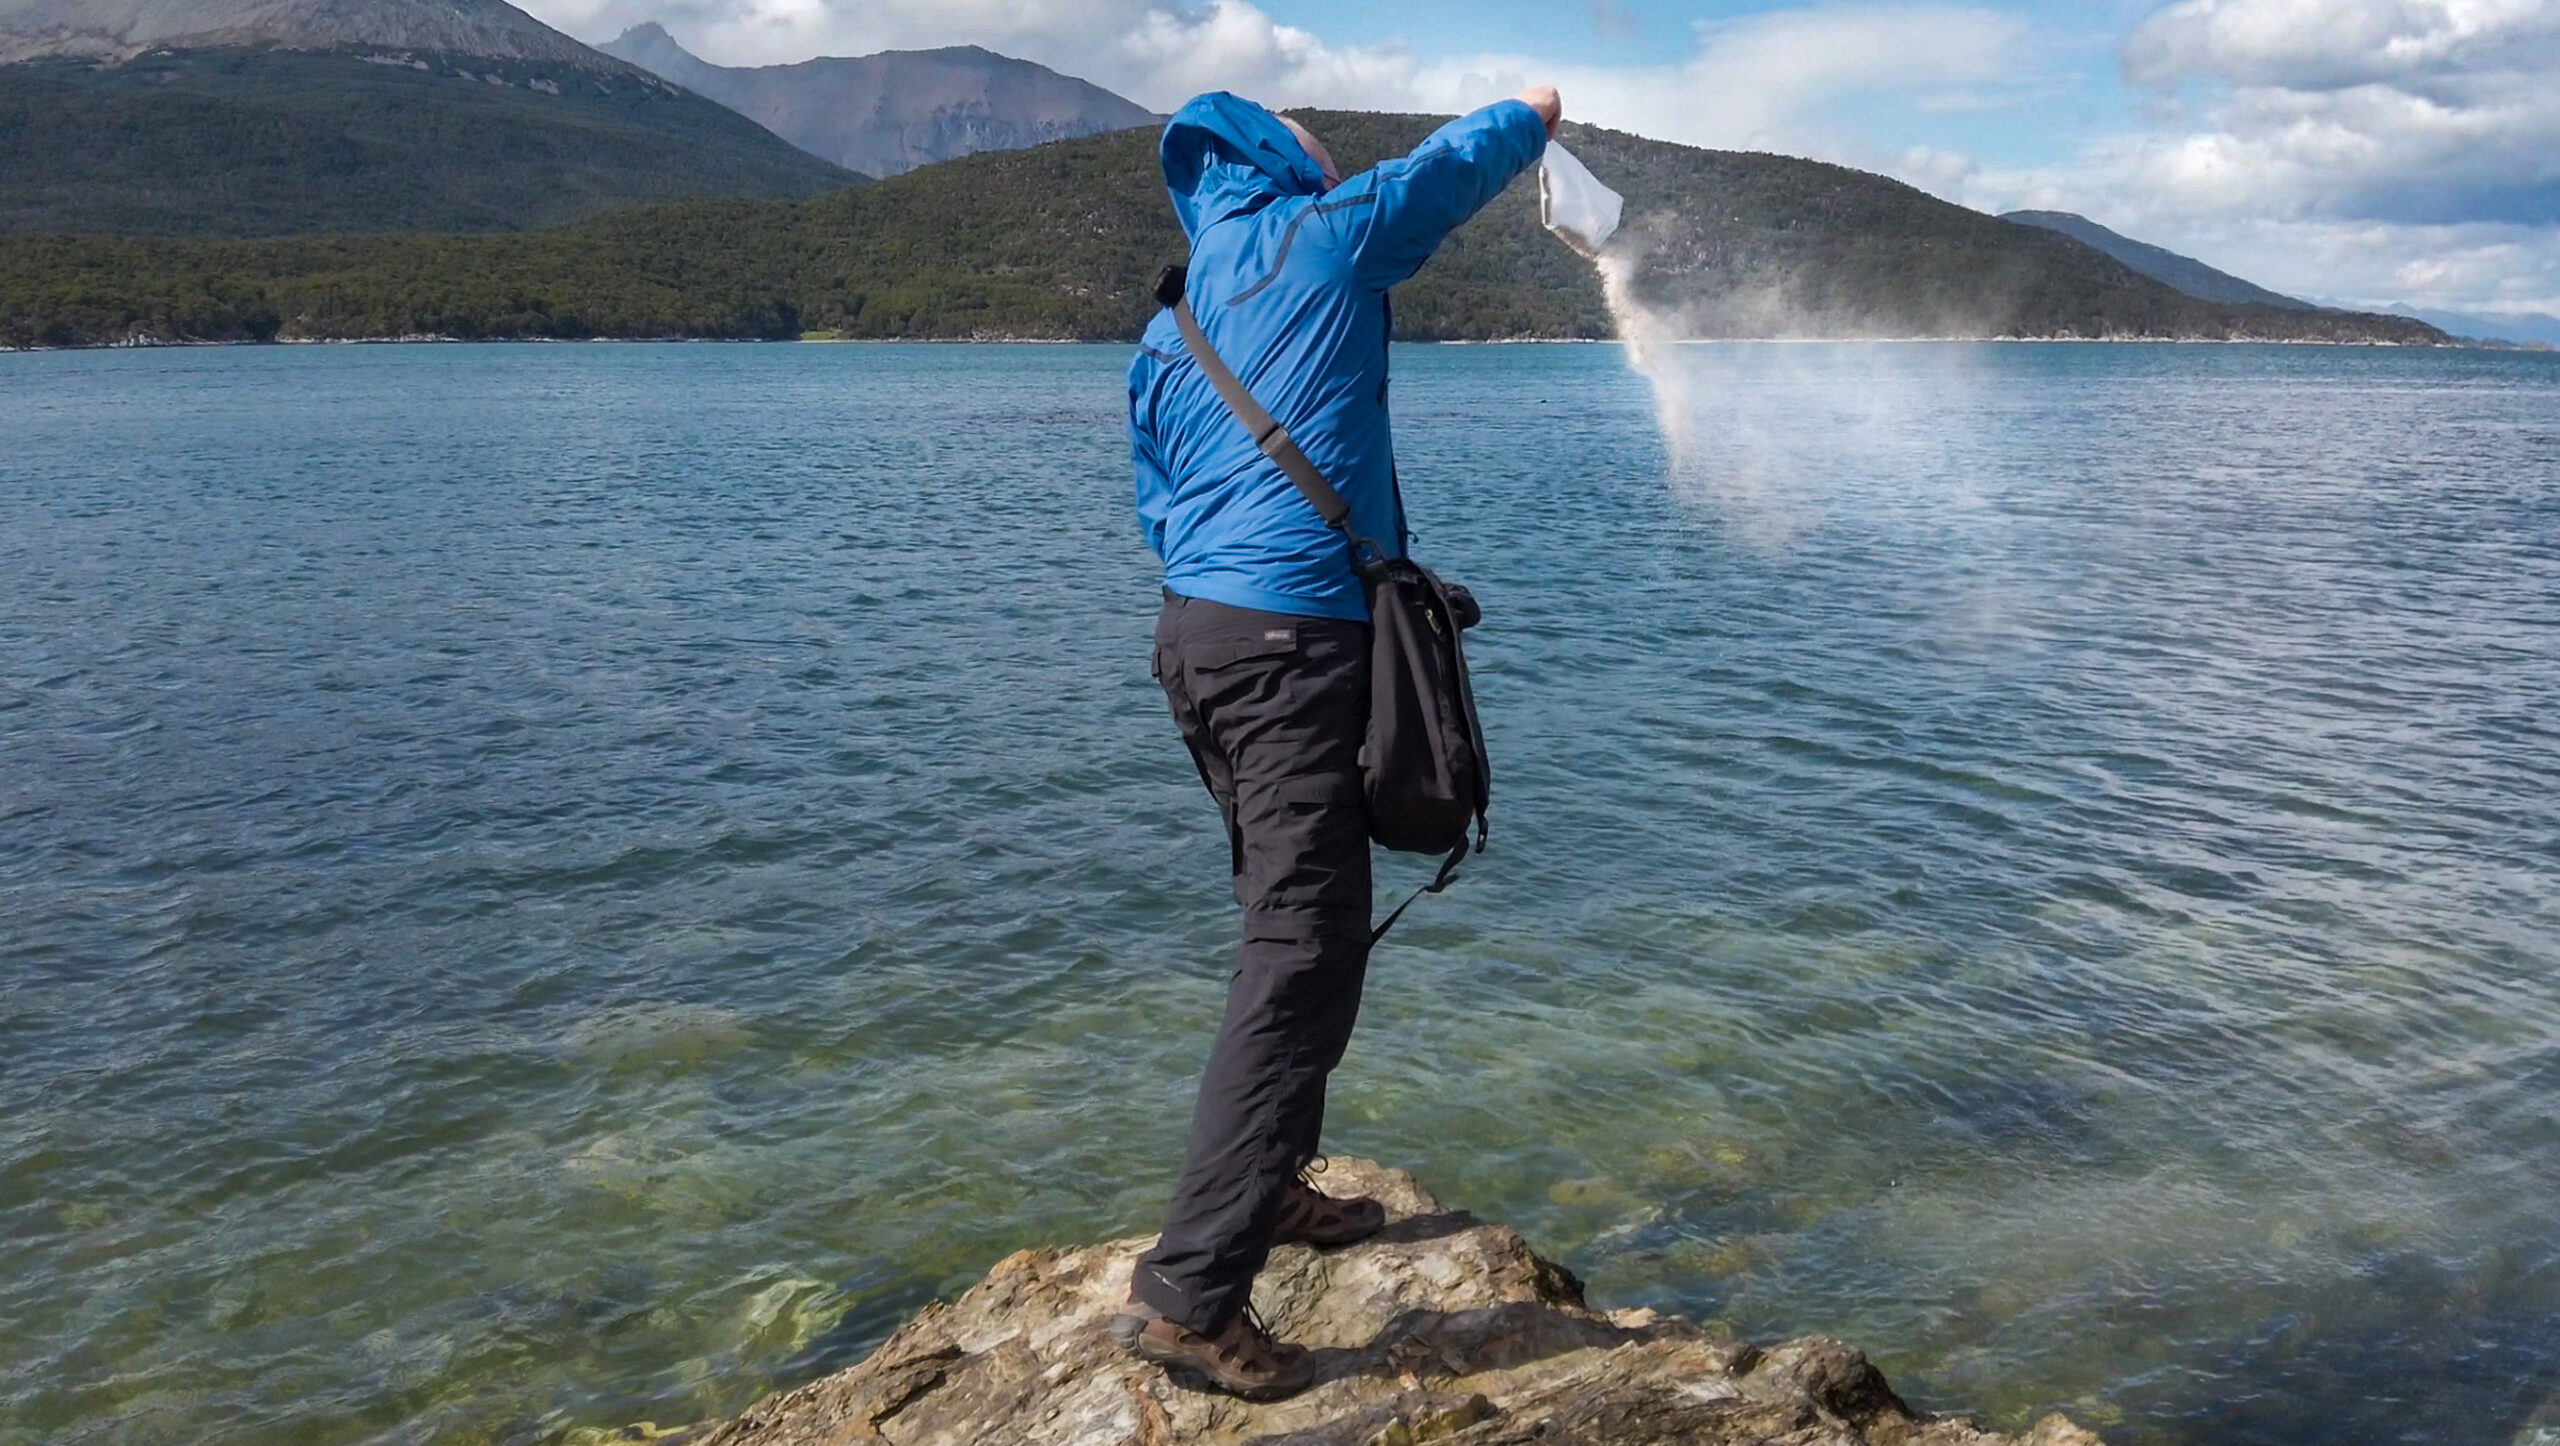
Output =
[
  {"x1": 1110, "y1": 1, "x2": 1417, "y2": 110},
  {"x1": 2110, "y1": 0, "x2": 2560, "y2": 223},
  {"x1": 1411, "y1": 5, "x2": 2031, "y2": 153},
  {"x1": 2157, "y1": 217, "x2": 2557, "y2": 315},
  {"x1": 1923, "y1": 128, "x2": 2560, "y2": 313},
  {"x1": 2124, "y1": 0, "x2": 2560, "y2": 90},
  {"x1": 1964, "y1": 171, "x2": 2560, "y2": 321},
  {"x1": 1896, "y1": 145, "x2": 1982, "y2": 200},
  {"x1": 515, "y1": 0, "x2": 1416, "y2": 103},
  {"x1": 1957, "y1": 0, "x2": 2560, "y2": 314},
  {"x1": 515, "y1": 0, "x2": 2031, "y2": 154}
]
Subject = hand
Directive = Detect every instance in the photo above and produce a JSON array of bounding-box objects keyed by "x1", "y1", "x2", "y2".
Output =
[{"x1": 1516, "y1": 85, "x2": 1562, "y2": 139}]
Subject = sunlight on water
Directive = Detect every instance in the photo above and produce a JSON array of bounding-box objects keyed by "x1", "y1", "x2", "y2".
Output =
[{"x1": 1, "y1": 341, "x2": 2556, "y2": 1446}]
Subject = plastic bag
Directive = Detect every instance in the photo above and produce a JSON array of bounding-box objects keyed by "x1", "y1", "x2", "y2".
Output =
[{"x1": 1538, "y1": 143, "x2": 1623, "y2": 257}]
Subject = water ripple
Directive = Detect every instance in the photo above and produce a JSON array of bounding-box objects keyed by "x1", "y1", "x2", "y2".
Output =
[{"x1": 0, "y1": 342, "x2": 2555, "y2": 1446}]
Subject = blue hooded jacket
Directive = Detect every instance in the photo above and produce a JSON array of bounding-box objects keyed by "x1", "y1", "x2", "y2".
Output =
[{"x1": 1130, "y1": 94, "x2": 1549, "y2": 620}]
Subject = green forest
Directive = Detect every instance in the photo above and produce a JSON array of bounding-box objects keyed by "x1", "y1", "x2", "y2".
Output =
[
  {"x1": 0, "y1": 109, "x2": 2448, "y2": 349},
  {"x1": 0, "y1": 49, "x2": 856, "y2": 237}
]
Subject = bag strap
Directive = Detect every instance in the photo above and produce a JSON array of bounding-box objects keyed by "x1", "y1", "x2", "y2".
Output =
[
  {"x1": 1152, "y1": 265, "x2": 1460, "y2": 949},
  {"x1": 1154, "y1": 266, "x2": 1383, "y2": 565},
  {"x1": 1369, "y1": 840, "x2": 1468, "y2": 948}
]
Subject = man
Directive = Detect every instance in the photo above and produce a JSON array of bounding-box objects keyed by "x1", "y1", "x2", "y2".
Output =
[{"x1": 1110, "y1": 87, "x2": 1563, "y2": 1400}]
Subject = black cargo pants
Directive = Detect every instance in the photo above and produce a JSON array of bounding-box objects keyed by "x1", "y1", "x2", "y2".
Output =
[{"x1": 1131, "y1": 591, "x2": 1373, "y2": 1336}]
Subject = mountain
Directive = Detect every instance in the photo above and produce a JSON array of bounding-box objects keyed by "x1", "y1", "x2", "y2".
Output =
[
  {"x1": 595, "y1": 23, "x2": 1157, "y2": 179},
  {"x1": 2374, "y1": 303, "x2": 2560, "y2": 348},
  {"x1": 0, "y1": 0, "x2": 609, "y2": 66},
  {"x1": 2001, "y1": 211, "x2": 2553, "y2": 346},
  {"x1": 0, "y1": 111, "x2": 2450, "y2": 347},
  {"x1": 0, "y1": 0, "x2": 858, "y2": 235},
  {"x1": 2001, "y1": 210, "x2": 2312, "y2": 311}
]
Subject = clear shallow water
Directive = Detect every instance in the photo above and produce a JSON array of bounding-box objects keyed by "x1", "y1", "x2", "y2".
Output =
[{"x1": 1, "y1": 340, "x2": 2556, "y2": 1446}]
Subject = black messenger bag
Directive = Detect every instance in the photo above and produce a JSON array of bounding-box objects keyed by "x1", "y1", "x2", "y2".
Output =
[{"x1": 1153, "y1": 266, "x2": 1489, "y2": 942}]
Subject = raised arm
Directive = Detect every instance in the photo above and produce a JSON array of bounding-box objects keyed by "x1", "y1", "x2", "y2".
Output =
[{"x1": 1343, "y1": 90, "x2": 1560, "y2": 292}]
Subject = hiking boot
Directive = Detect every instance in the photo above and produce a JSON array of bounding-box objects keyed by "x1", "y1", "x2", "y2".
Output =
[
  {"x1": 1271, "y1": 1168, "x2": 1387, "y2": 1249},
  {"x1": 1109, "y1": 1296, "x2": 1316, "y2": 1401}
]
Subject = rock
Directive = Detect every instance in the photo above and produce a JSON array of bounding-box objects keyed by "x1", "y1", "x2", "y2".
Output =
[
  {"x1": 682, "y1": 1160, "x2": 2103, "y2": 1446},
  {"x1": 2515, "y1": 1385, "x2": 2560, "y2": 1446},
  {"x1": 2023, "y1": 1418, "x2": 2109, "y2": 1446}
]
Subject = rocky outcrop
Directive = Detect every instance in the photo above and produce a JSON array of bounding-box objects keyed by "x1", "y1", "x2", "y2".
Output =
[{"x1": 686, "y1": 1160, "x2": 2104, "y2": 1446}]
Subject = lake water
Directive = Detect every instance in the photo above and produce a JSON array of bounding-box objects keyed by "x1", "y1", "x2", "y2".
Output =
[{"x1": 2, "y1": 340, "x2": 2556, "y2": 1446}]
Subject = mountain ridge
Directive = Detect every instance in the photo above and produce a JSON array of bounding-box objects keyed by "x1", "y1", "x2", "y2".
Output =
[
  {"x1": 1998, "y1": 209, "x2": 2552, "y2": 346},
  {"x1": 595, "y1": 22, "x2": 1157, "y2": 178},
  {"x1": 0, "y1": 0, "x2": 626, "y2": 70},
  {"x1": 2372, "y1": 302, "x2": 2560, "y2": 348},
  {"x1": 2000, "y1": 210, "x2": 2311, "y2": 312}
]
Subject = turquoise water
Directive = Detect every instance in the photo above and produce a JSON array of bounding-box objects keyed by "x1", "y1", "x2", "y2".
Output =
[{"x1": 2, "y1": 341, "x2": 2556, "y2": 1446}]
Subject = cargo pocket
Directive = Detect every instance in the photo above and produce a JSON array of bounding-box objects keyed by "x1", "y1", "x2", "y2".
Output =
[
  {"x1": 1272, "y1": 773, "x2": 1366, "y2": 852},
  {"x1": 1244, "y1": 772, "x2": 1370, "y2": 941}
]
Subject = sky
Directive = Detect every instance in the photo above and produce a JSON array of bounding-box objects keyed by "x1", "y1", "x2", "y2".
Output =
[{"x1": 515, "y1": 0, "x2": 2560, "y2": 318}]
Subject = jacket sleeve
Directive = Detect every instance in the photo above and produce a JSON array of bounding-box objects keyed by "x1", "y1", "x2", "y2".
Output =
[
  {"x1": 1343, "y1": 100, "x2": 1549, "y2": 292},
  {"x1": 1131, "y1": 383, "x2": 1173, "y2": 563}
]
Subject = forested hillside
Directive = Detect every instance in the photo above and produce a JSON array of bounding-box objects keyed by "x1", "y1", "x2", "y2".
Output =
[
  {"x1": 0, "y1": 49, "x2": 859, "y2": 235},
  {"x1": 0, "y1": 112, "x2": 2448, "y2": 347}
]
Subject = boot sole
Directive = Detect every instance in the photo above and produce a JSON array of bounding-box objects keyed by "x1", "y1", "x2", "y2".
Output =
[
  {"x1": 1151, "y1": 1359, "x2": 1311, "y2": 1402},
  {"x1": 1112, "y1": 1314, "x2": 1313, "y2": 1401}
]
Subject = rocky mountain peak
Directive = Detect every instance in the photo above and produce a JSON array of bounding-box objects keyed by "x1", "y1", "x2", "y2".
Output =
[
  {"x1": 0, "y1": 0, "x2": 638, "y2": 73},
  {"x1": 594, "y1": 21, "x2": 1158, "y2": 177}
]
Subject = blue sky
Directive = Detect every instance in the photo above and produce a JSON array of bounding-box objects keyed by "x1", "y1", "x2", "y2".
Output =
[
  {"x1": 1270, "y1": 0, "x2": 2136, "y2": 163},
  {"x1": 520, "y1": 0, "x2": 2560, "y2": 318}
]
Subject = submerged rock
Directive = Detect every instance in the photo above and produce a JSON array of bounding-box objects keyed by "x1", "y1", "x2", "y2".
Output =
[{"x1": 685, "y1": 1160, "x2": 2104, "y2": 1446}]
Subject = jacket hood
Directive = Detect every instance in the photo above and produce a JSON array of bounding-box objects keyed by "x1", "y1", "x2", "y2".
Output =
[{"x1": 1160, "y1": 92, "x2": 1328, "y2": 239}]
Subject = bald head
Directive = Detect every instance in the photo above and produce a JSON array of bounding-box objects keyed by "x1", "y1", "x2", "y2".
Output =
[{"x1": 1277, "y1": 115, "x2": 1342, "y2": 191}]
